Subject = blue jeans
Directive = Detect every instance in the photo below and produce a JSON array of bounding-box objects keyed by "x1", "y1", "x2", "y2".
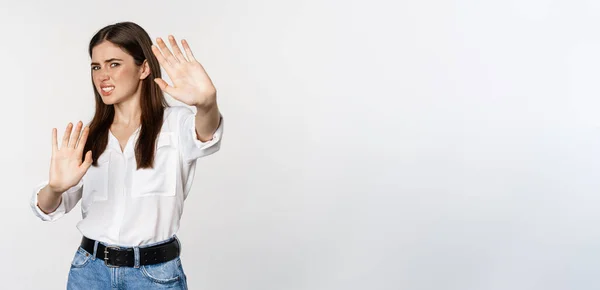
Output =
[{"x1": 67, "y1": 237, "x2": 188, "y2": 289}]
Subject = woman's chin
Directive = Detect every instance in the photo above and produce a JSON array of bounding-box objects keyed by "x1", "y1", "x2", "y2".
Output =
[{"x1": 100, "y1": 95, "x2": 118, "y2": 105}]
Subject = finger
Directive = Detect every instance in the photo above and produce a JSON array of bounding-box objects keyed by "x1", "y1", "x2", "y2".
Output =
[
  {"x1": 69, "y1": 121, "x2": 83, "y2": 149},
  {"x1": 156, "y1": 37, "x2": 178, "y2": 65},
  {"x1": 154, "y1": 78, "x2": 176, "y2": 96},
  {"x1": 151, "y1": 44, "x2": 169, "y2": 68},
  {"x1": 168, "y1": 35, "x2": 187, "y2": 63},
  {"x1": 76, "y1": 126, "x2": 89, "y2": 153},
  {"x1": 52, "y1": 128, "x2": 58, "y2": 154},
  {"x1": 61, "y1": 123, "x2": 73, "y2": 149},
  {"x1": 181, "y1": 39, "x2": 196, "y2": 62},
  {"x1": 80, "y1": 150, "x2": 93, "y2": 171}
]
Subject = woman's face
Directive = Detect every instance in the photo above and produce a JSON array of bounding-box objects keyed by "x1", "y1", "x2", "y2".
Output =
[{"x1": 91, "y1": 41, "x2": 149, "y2": 105}]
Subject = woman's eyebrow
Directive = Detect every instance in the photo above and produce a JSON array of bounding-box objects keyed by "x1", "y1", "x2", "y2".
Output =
[{"x1": 91, "y1": 58, "x2": 124, "y2": 65}]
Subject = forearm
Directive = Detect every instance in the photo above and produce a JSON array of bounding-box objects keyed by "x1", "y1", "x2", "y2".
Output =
[
  {"x1": 37, "y1": 185, "x2": 63, "y2": 214},
  {"x1": 194, "y1": 102, "x2": 221, "y2": 142}
]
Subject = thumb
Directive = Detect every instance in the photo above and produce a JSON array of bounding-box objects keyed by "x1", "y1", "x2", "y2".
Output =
[
  {"x1": 154, "y1": 78, "x2": 175, "y2": 96},
  {"x1": 81, "y1": 150, "x2": 93, "y2": 171}
]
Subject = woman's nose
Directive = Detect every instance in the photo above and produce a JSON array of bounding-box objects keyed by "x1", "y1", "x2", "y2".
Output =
[{"x1": 99, "y1": 72, "x2": 110, "y2": 81}]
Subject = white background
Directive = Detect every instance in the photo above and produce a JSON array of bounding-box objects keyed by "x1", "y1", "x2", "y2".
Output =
[{"x1": 2, "y1": 0, "x2": 599, "y2": 289}]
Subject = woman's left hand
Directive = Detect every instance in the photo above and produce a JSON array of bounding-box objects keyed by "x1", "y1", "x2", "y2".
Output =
[{"x1": 151, "y1": 35, "x2": 217, "y2": 109}]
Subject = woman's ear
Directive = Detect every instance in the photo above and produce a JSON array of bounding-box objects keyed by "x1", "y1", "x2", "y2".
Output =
[{"x1": 139, "y1": 60, "x2": 151, "y2": 80}]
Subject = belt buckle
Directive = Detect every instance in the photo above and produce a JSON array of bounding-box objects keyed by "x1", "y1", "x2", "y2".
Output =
[{"x1": 104, "y1": 246, "x2": 121, "y2": 268}]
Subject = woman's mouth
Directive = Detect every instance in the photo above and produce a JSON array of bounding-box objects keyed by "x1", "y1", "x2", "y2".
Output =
[{"x1": 100, "y1": 86, "x2": 115, "y2": 96}]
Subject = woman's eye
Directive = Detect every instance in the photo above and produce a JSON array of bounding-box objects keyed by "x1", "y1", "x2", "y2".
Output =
[{"x1": 91, "y1": 63, "x2": 118, "y2": 71}]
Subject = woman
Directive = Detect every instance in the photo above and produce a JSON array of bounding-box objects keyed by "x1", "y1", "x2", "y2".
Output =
[{"x1": 29, "y1": 21, "x2": 224, "y2": 289}]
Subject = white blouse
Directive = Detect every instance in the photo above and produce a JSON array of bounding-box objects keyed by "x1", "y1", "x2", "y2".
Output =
[{"x1": 29, "y1": 106, "x2": 224, "y2": 247}]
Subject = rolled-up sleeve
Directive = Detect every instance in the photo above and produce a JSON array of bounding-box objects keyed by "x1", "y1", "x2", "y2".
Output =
[
  {"x1": 30, "y1": 179, "x2": 83, "y2": 221},
  {"x1": 177, "y1": 106, "x2": 224, "y2": 163}
]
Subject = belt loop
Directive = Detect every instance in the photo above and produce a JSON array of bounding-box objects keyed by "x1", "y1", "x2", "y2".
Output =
[
  {"x1": 92, "y1": 240, "x2": 99, "y2": 260},
  {"x1": 134, "y1": 246, "x2": 140, "y2": 268}
]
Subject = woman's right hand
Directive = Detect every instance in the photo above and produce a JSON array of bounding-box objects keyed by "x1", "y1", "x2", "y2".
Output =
[{"x1": 47, "y1": 121, "x2": 93, "y2": 195}]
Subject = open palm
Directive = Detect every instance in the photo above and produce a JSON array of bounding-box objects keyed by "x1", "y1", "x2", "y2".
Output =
[
  {"x1": 151, "y1": 35, "x2": 217, "y2": 108},
  {"x1": 49, "y1": 122, "x2": 93, "y2": 193}
]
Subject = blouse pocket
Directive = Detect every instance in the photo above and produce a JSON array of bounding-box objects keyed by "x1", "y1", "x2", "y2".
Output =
[
  {"x1": 82, "y1": 152, "x2": 110, "y2": 207},
  {"x1": 131, "y1": 132, "x2": 177, "y2": 197}
]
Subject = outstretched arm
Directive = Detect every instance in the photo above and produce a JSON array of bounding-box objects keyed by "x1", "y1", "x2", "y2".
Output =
[{"x1": 152, "y1": 35, "x2": 221, "y2": 141}]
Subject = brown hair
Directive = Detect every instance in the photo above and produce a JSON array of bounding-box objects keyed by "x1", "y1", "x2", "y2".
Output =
[{"x1": 83, "y1": 22, "x2": 169, "y2": 169}]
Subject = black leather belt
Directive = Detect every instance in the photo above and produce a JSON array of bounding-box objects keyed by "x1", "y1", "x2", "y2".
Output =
[{"x1": 80, "y1": 236, "x2": 180, "y2": 267}]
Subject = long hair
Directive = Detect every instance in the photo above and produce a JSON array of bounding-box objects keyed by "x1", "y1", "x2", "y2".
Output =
[{"x1": 83, "y1": 22, "x2": 169, "y2": 169}]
